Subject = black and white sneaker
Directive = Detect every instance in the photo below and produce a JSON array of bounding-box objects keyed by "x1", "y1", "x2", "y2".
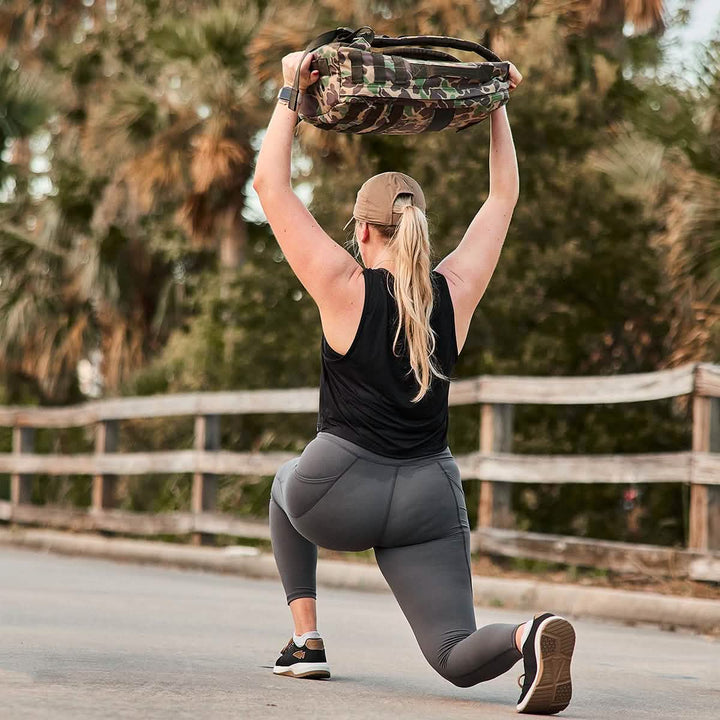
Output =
[
  {"x1": 516, "y1": 612, "x2": 575, "y2": 714},
  {"x1": 272, "y1": 637, "x2": 331, "y2": 679}
]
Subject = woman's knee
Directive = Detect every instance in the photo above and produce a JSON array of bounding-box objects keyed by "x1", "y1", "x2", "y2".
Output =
[
  {"x1": 427, "y1": 639, "x2": 521, "y2": 688},
  {"x1": 422, "y1": 656, "x2": 475, "y2": 688},
  {"x1": 414, "y1": 648, "x2": 473, "y2": 688},
  {"x1": 418, "y1": 633, "x2": 483, "y2": 688},
  {"x1": 438, "y1": 669, "x2": 476, "y2": 688}
]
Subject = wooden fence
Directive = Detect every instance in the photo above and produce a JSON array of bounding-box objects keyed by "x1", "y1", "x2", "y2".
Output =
[{"x1": 1, "y1": 363, "x2": 719, "y2": 581}]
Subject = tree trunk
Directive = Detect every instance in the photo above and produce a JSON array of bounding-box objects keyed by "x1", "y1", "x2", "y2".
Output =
[
  {"x1": 219, "y1": 210, "x2": 246, "y2": 271},
  {"x1": 218, "y1": 209, "x2": 248, "y2": 366}
]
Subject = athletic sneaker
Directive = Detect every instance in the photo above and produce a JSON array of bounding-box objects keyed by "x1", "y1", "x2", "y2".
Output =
[
  {"x1": 272, "y1": 636, "x2": 331, "y2": 679},
  {"x1": 516, "y1": 612, "x2": 575, "y2": 714}
]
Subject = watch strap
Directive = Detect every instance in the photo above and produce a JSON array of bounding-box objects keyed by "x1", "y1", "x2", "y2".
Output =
[{"x1": 278, "y1": 85, "x2": 301, "y2": 107}]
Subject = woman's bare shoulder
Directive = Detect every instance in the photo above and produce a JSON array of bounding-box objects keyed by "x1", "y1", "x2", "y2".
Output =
[{"x1": 318, "y1": 265, "x2": 367, "y2": 356}]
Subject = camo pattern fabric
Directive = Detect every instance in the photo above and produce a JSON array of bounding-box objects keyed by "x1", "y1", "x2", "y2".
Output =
[{"x1": 298, "y1": 38, "x2": 510, "y2": 134}]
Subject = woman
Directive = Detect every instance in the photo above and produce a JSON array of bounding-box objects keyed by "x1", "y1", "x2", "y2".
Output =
[{"x1": 252, "y1": 51, "x2": 575, "y2": 715}]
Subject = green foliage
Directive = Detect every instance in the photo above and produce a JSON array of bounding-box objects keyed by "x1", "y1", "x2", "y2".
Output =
[
  {"x1": 130, "y1": 221, "x2": 325, "y2": 395},
  {"x1": 0, "y1": 55, "x2": 50, "y2": 146},
  {"x1": 0, "y1": 1, "x2": 717, "y2": 544},
  {"x1": 149, "y1": 1, "x2": 259, "y2": 77}
]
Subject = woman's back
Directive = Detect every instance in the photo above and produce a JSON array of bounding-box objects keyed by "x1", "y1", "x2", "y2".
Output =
[{"x1": 317, "y1": 267, "x2": 458, "y2": 458}]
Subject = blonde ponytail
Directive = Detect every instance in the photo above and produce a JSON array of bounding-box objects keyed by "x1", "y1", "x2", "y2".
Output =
[{"x1": 366, "y1": 194, "x2": 447, "y2": 402}]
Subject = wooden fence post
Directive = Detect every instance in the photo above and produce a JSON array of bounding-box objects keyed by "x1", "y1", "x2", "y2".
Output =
[
  {"x1": 688, "y1": 395, "x2": 720, "y2": 551},
  {"x1": 11, "y1": 426, "x2": 35, "y2": 506},
  {"x1": 92, "y1": 420, "x2": 118, "y2": 512},
  {"x1": 192, "y1": 414, "x2": 220, "y2": 546},
  {"x1": 478, "y1": 403, "x2": 515, "y2": 529}
]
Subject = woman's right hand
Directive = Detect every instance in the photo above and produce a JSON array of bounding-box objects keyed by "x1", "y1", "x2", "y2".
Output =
[{"x1": 507, "y1": 62, "x2": 523, "y2": 92}]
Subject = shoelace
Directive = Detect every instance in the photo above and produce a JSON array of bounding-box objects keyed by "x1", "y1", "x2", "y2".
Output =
[{"x1": 517, "y1": 673, "x2": 525, "y2": 690}]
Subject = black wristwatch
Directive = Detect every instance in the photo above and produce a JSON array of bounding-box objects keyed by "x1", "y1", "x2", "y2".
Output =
[{"x1": 277, "y1": 86, "x2": 300, "y2": 108}]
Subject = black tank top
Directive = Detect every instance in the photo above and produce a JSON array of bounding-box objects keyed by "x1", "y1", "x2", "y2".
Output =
[{"x1": 317, "y1": 267, "x2": 458, "y2": 458}]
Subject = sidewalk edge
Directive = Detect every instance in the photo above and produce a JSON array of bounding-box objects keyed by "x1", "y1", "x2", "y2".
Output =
[{"x1": 1, "y1": 526, "x2": 718, "y2": 635}]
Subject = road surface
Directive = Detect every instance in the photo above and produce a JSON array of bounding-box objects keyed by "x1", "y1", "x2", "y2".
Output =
[{"x1": 1, "y1": 547, "x2": 718, "y2": 719}]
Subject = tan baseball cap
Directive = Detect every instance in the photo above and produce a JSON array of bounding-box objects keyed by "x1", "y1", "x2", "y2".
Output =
[{"x1": 343, "y1": 172, "x2": 426, "y2": 231}]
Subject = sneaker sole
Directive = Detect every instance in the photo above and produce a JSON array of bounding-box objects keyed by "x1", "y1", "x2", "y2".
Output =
[
  {"x1": 516, "y1": 616, "x2": 575, "y2": 714},
  {"x1": 273, "y1": 662, "x2": 331, "y2": 679}
]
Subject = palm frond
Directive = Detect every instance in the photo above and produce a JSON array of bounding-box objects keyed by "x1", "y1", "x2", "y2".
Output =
[
  {"x1": 150, "y1": 1, "x2": 259, "y2": 78},
  {"x1": 190, "y1": 132, "x2": 249, "y2": 194},
  {"x1": 536, "y1": 0, "x2": 666, "y2": 35},
  {"x1": 246, "y1": 3, "x2": 320, "y2": 85},
  {"x1": 588, "y1": 122, "x2": 666, "y2": 204},
  {"x1": 624, "y1": 0, "x2": 666, "y2": 33},
  {"x1": 0, "y1": 1, "x2": 86, "y2": 56}
]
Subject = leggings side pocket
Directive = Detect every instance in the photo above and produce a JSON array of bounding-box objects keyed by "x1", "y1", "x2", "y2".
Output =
[{"x1": 285, "y1": 436, "x2": 358, "y2": 517}]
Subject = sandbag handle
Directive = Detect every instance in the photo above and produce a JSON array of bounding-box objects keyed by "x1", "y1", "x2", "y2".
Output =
[
  {"x1": 386, "y1": 47, "x2": 461, "y2": 63},
  {"x1": 371, "y1": 33, "x2": 502, "y2": 63}
]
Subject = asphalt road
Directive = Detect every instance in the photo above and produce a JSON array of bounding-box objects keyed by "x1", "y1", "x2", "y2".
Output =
[{"x1": 1, "y1": 547, "x2": 718, "y2": 720}]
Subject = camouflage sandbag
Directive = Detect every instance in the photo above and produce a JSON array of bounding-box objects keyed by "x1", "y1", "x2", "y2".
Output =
[{"x1": 288, "y1": 26, "x2": 511, "y2": 135}]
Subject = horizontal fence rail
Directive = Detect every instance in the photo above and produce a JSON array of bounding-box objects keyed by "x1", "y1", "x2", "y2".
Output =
[
  {"x1": 0, "y1": 502, "x2": 273, "y2": 540},
  {"x1": 470, "y1": 528, "x2": 720, "y2": 581},
  {"x1": 0, "y1": 363, "x2": 717, "y2": 429},
  {"x1": 451, "y1": 364, "x2": 702, "y2": 405},
  {"x1": 1, "y1": 450, "x2": 719, "y2": 484},
  {"x1": 1, "y1": 362, "x2": 718, "y2": 580}
]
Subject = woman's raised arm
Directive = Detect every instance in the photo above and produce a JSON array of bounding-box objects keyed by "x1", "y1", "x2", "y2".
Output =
[
  {"x1": 252, "y1": 52, "x2": 362, "y2": 311},
  {"x1": 435, "y1": 64, "x2": 522, "y2": 353}
]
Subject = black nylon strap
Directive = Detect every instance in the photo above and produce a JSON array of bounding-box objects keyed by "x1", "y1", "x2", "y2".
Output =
[
  {"x1": 427, "y1": 107, "x2": 455, "y2": 132},
  {"x1": 372, "y1": 52, "x2": 387, "y2": 84},
  {"x1": 348, "y1": 48, "x2": 364, "y2": 84},
  {"x1": 371, "y1": 33, "x2": 501, "y2": 63}
]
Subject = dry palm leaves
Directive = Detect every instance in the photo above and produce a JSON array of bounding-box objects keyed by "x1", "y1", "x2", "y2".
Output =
[{"x1": 589, "y1": 122, "x2": 720, "y2": 366}]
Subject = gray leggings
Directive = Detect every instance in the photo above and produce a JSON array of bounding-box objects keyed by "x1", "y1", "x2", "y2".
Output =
[{"x1": 269, "y1": 432, "x2": 523, "y2": 687}]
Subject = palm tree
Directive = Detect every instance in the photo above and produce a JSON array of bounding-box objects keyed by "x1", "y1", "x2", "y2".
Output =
[
  {"x1": 0, "y1": 8, "x2": 173, "y2": 400},
  {"x1": 3, "y1": 0, "x2": 265, "y2": 270},
  {"x1": 57, "y1": 1, "x2": 262, "y2": 275},
  {"x1": 0, "y1": 166, "x2": 187, "y2": 401},
  {"x1": 0, "y1": 1, "x2": 269, "y2": 399},
  {"x1": 590, "y1": 93, "x2": 720, "y2": 366}
]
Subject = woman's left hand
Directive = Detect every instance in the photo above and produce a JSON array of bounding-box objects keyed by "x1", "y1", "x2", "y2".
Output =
[{"x1": 282, "y1": 51, "x2": 320, "y2": 92}]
